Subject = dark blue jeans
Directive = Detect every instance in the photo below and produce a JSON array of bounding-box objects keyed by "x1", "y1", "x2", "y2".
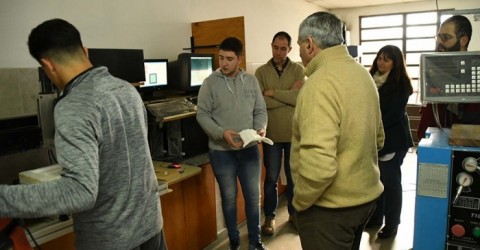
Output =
[
  {"x1": 209, "y1": 146, "x2": 262, "y2": 246},
  {"x1": 370, "y1": 150, "x2": 408, "y2": 228},
  {"x1": 262, "y1": 142, "x2": 294, "y2": 217}
]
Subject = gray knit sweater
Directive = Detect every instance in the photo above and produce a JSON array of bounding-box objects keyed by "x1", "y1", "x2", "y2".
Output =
[
  {"x1": 196, "y1": 69, "x2": 268, "y2": 151},
  {"x1": 0, "y1": 67, "x2": 162, "y2": 250}
]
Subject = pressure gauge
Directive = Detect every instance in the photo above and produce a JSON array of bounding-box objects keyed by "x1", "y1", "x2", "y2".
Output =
[
  {"x1": 456, "y1": 172, "x2": 473, "y2": 187},
  {"x1": 462, "y1": 157, "x2": 478, "y2": 172}
]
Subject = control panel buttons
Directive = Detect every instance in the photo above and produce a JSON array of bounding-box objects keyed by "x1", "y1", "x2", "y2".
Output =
[
  {"x1": 451, "y1": 224, "x2": 466, "y2": 237},
  {"x1": 473, "y1": 227, "x2": 480, "y2": 238}
]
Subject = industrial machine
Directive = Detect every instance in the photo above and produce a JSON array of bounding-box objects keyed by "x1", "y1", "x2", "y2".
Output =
[
  {"x1": 414, "y1": 51, "x2": 480, "y2": 249},
  {"x1": 414, "y1": 128, "x2": 480, "y2": 249}
]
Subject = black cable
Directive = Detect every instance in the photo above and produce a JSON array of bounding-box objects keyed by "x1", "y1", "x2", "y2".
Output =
[{"x1": 436, "y1": 0, "x2": 439, "y2": 10}]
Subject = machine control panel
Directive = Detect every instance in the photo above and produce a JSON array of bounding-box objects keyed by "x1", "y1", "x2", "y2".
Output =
[
  {"x1": 420, "y1": 51, "x2": 480, "y2": 103},
  {"x1": 447, "y1": 150, "x2": 480, "y2": 249}
]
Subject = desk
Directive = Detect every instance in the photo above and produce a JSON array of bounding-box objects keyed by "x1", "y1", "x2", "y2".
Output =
[
  {"x1": 153, "y1": 160, "x2": 200, "y2": 185},
  {"x1": 25, "y1": 161, "x2": 205, "y2": 250},
  {"x1": 159, "y1": 162, "x2": 216, "y2": 250},
  {"x1": 25, "y1": 217, "x2": 73, "y2": 246}
]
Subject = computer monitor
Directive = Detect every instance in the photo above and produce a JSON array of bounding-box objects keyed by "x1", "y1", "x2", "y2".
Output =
[
  {"x1": 87, "y1": 48, "x2": 145, "y2": 83},
  {"x1": 142, "y1": 59, "x2": 168, "y2": 88},
  {"x1": 139, "y1": 59, "x2": 169, "y2": 101},
  {"x1": 168, "y1": 53, "x2": 214, "y2": 93}
]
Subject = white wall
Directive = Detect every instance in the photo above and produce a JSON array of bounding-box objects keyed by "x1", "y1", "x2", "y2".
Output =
[
  {"x1": 189, "y1": 0, "x2": 324, "y2": 66},
  {"x1": 332, "y1": 0, "x2": 480, "y2": 50},
  {"x1": 2, "y1": 0, "x2": 478, "y2": 69},
  {"x1": 0, "y1": 0, "x2": 322, "y2": 69}
]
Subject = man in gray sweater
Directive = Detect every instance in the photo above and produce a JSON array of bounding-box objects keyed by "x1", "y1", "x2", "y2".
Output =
[
  {"x1": 196, "y1": 37, "x2": 268, "y2": 250},
  {"x1": 0, "y1": 19, "x2": 165, "y2": 250}
]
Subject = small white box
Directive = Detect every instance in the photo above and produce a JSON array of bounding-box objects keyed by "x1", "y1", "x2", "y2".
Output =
[{"x1": 19, "y1": 164, "x2": 62, "y2": 184}]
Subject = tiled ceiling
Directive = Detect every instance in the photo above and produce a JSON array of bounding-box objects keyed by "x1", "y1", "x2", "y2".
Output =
[{"x1": 306, "y1": 0, "x2": 428, "y2": 9}]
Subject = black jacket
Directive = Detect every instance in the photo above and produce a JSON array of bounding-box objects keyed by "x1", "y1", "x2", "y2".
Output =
[{"x1": 378, "y1": 83, "x2": 414, "y2": 156}]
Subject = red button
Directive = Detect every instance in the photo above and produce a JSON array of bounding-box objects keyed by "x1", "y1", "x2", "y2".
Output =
[{"x1": 451, "y1": 224, "x2": 466, "y2": 237}]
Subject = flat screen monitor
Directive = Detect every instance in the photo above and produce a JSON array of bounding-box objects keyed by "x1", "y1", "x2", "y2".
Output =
[
  {"x1": 420, "y1": 51, "x2": 480, "y2": 103},
  {"x1": 168, "y1": 53, "x2": 214, "y2": 93},
  {"x1": 88, "y1": 48, "x2": 145, "y2": 83},
  {"x1": 142, "y1": 59, "x2": 168, "y2": 89},
  {"x1": 140, "y1": 59, "x2": 169, "y2": 101}
]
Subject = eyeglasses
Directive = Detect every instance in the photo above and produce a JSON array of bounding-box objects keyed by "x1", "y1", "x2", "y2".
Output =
[{"x1": 435, "y1": 33, "x2": 458, "y2": 43}]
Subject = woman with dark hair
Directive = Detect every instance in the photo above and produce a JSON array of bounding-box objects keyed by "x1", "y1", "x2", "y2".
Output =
[{"x1": 366, "y1": 45, "x2": 414, "y2": 239}]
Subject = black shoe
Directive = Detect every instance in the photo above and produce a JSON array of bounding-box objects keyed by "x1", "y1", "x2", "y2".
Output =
[
  {"x1": 261, "y1": 216, "x2": 275, "y2": 235},
  {"x1": 377, "y1": 226, "x2": 398, "y2": 239},
  {"x1": 229, "y1": 239, "x2": 240, "y2": 250},
  {"x1": 248, "y1": 242, "x2": 268, "y2": 250}
]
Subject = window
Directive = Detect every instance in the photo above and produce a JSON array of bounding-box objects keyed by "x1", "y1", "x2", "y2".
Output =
[{"x1": 360, "y1": 11, "x2": 452, "y2": 104}]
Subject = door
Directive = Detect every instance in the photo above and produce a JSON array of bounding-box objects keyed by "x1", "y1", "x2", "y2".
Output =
[{"x1": 191, "y1": 16, "x2": 246, "y2": 71}]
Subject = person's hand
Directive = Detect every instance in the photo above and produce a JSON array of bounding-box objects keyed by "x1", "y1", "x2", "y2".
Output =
[
  {"x1": 262, "y1": 89, "x2": 274, "y2": 97},
  {"x1": 223, "y1": 129, "x2": 243, "y2": 148},
  {"x1": 291, "y1": 80, "x2": 304, "y2": 90},
  {"x1": 257, "y1": 128, "x2": 266, "y2": 137}
]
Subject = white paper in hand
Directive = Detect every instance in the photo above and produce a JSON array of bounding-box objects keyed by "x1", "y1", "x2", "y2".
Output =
[{"x1": 238, "y1": 129, "x2": 273, "y2": 148}]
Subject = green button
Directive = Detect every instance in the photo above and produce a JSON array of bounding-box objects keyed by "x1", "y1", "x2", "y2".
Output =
[{"x1": 473, "y1": 227, "x2": 480, "y2": 238}]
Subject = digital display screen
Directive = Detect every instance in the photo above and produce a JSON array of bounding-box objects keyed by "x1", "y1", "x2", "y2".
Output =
[
  {"x1": 190, "y1": 56, "x2": 213, "y2": 87},
  {"x1": 142, "y1": 59, "x2": 168, "y2": 88},
  {"x1": 420, "y1": 51, "x2": 480, "y2": 103}
]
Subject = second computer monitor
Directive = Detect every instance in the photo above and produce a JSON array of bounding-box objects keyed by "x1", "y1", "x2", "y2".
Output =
[
  {"x1": 168, "y1": 53, "x2": 214, "y2": 93},
  {"x1": 142, "y1": 59, "x2": 168, "y2": 89},
  {"x1": 140, "y1": 59, "x2": 169, "y2": 101}
]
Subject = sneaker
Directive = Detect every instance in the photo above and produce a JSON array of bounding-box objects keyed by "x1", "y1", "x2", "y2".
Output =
[
  {"x1": 261, "y1": 216, "x2": 275, "y2": 235},
  {"x1": 248, "y1": 242, "x2": 268, "y2": 250}
]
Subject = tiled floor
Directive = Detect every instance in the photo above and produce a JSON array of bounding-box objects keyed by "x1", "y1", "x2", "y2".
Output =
[{"x1": 204, "y1": 148, "x2": 417, "y2": 250}]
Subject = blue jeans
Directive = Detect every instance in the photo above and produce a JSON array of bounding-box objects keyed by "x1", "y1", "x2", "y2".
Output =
[
  {"x1": 209, "y1": 146, "x2": 262, "y2": 246},
  {"x1": 263, "y1": 142, "x2": 295, "y2": 217}
]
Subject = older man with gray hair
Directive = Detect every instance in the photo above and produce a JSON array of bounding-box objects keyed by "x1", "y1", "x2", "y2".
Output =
[{"x1": 290, "y1": 11, "x2": 385, "y2": 249}]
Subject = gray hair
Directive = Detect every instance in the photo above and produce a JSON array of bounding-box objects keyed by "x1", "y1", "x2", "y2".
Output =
[{"x1": 298, "y1": 12, "x2": 344, "y2": 49}]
